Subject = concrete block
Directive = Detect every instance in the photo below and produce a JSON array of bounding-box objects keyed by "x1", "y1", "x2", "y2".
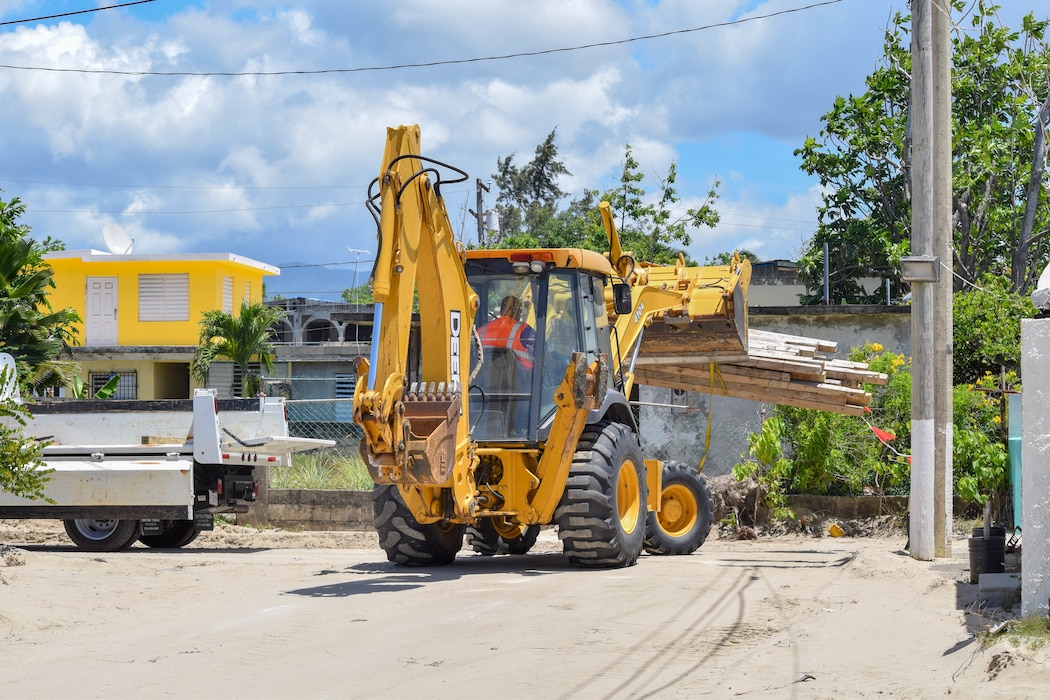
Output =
[{"x1": 979, "y1": 572, "x2": 1021, "y2": 608}]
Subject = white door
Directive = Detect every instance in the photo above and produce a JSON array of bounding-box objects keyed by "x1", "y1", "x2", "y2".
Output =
[{"x1": 85, "y1": 277, "x2": 119, "y2": 346}]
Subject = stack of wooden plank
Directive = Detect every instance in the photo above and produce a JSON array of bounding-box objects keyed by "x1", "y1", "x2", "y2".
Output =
[{"x1": 633, "y1": 327, "x2": 888, "y2": 416}]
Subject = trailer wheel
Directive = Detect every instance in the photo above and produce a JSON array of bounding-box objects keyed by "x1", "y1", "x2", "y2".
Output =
[
  {"x1": 139, "y1": 521, "x2": 200, "y2": 549},
  {"x1": 555, "y1": 421, "x2": 647, "y2": 568},
  {"x1": 373, "y1": 485, "x2": 464, "y2": 566},
  {"x1": 644, "y1": 461, "x2": 714, "y2": 555},
  {"x1": 466, "y1": 518, "x2": 541, "y2": 556},
  {"x1": 63, "y1": 519, "x2": 140, "y2": 552}
]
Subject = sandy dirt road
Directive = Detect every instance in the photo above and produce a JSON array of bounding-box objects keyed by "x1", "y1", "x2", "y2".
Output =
[{"x1": 1, "y1": 524, "x2": 1047, "y2": 699}]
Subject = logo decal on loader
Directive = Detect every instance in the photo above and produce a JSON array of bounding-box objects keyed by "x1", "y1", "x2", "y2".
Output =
[{"x1": 449, "y1": 310, "x2": 461, "y2": 385}]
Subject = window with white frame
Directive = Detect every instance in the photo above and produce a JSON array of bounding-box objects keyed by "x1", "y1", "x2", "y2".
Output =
[{"x1": 139, "y1": 274, "x2": 189, "y2": 321}]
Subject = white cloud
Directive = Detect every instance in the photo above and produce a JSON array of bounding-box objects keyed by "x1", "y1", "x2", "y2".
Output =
[{"x1": 0, "y1": 0, "x2": 1040, "y2": 299}]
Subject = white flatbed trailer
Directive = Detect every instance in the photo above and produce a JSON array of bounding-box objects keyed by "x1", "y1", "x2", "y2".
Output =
[{"x1": 0, "y1": 389, "x2": 332, "y2": 551}]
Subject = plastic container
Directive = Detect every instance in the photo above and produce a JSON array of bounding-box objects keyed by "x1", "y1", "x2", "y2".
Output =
[{"x1": 968, "y1": 535, "x2": 1006, "y2": 584}]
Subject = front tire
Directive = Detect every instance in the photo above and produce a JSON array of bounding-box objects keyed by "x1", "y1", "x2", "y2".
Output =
[
  {"x1": 63, "y1": 519, "x2": 140, "y2": 552},
  {"x1": 139, "y1": 520, "x2": 200, "y2": 549},
  {"x1": 373, "y1": 485, "x2": 465, "y2": 566},
  {"x1": 644, "y1": 462, "x2": 714, "y2": 555},
  {"x1": 555, "y1": 421, "x2": 647, "y2": 568}
]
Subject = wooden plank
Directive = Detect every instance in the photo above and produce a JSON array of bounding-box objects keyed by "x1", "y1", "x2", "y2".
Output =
[
  {"x1": 637, "y1": 374, "x2": 867, "y2": 416},
  {"x1": 636, "y1": 366, "x2": 872, "y2": 405},
  {"x1": 749, "y1": 329, "x2": 838, "y2": 353}
]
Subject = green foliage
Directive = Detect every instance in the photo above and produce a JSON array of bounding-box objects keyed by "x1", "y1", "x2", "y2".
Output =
[
  {"x1": 734, "y1": 343, "x2": 913, "y2": 509},
  {"x1": 192, "y1": 300, "x2": 285, "y2": 397},
  {"x1": 776, "y1": 343, "x2": 912, "y2": 499},
  {"x1": 0, "y1": 389, "x2": 53, "y2": 501},
  {"x1": 270, "y1": 451, "x2": 372, "y2": 490},
  {"x1": 952, "y1": 275, "x2": 1035, "y2": 384},
  {"x1": 955, "y1": 427, "x2": 1008, "y2": 507},
  {"x1": 796, "y1": 2, "x2": 1050, "y2": 300},
  {"x1": 487, "y1": 136, "x2": 718, "y2": 266},
  {"x1": 954, "y1": 371, "x2": 1015, "y2": 513},
  {"x1": 341, "y1": 284, "x2": 374, "y2": 305},
  {"x1": 979, "y1": 615, "x2": 1050, "y2": 651},
  {"x1": 732, "y1": 415, "x2": 794, "y2": 520},
  {"x1": 602, "y1": 144, "x2": 718, "y2": 265},
  {"x1": 733, "y1": 338, "x2": 1018, "y2": 517},
  {"x1": 70, "y1": 374, "x2": 120, "y2": 399},
  {"x1": 0, "y1": 193, "x2": 81, "y2": 394},
  {"x1": 705, "y1": 250, "x2": 759, "y2": 266},
  {"x1": 491, "y1": 129, "x2": 570, "y2": 246}
]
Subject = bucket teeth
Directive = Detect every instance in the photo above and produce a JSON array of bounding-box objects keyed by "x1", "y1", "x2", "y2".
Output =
[{"x1": 403, "y1": 381, "x2": 461, "y2": 402}]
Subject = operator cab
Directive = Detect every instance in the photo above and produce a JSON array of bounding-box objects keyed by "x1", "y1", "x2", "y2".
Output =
[{"x1": 466, "y1": 255, "x2": 612, "y2": 443}]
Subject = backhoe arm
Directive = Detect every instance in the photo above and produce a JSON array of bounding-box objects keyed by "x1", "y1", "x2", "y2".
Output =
[{"x1": 353, "y1": 125, "x2": 479, "y2": 520}]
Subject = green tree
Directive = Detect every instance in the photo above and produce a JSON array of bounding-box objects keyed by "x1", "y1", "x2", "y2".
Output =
[
  {"x1": 795, "y1": 2, "x2": 1050, "y2": 302},
  {"x1": 191, "y1": 301, "x2": 285, "y2": 397},
  {"x1": 0, "y1": 194, "x2": 80, "y2": 395},
  {"x1": 491, "y1": 129, "x2": 570, "y2": 245},
  {"x1": 603, "y1": 144, "x2": 720, "y2": 265},
  {"x1": 488, "y1": 137, "x2": 722, "y2": 264},
  {"x1": 341, "y1": 284, "x2": 374, "y2": 305},
  {"x1": 705, "y1": 250, "x2": 759, "y2": 266},
  {"x1": 952, "y1": 274, "x2": 1036, "y2": 384}
]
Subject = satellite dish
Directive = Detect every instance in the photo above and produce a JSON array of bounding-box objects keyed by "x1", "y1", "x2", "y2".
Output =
[
  {"x1": 102, "y1": 223, "x2": 134, "y2": 254},
  {"x1": 0, "y1": 352, "x2": 20, "y2": 404}
]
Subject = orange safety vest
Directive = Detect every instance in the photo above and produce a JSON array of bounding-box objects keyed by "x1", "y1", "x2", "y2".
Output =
[{"x1": 480, "y1": 316, "x2": 534, "y2": 370}]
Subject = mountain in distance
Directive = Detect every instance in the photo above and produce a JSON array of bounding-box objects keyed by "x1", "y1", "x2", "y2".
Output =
[{"x1": 264, "y1": 262, "x2": 365, "y2": 302}]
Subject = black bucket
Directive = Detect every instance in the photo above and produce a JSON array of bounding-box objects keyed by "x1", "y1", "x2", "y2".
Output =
[
  {"x1": 968, "y1": 535, "x2": 1006, "y2": 584},
  {"x1": 971, "y1": 526, "x2": 1007, "y2": 539}
]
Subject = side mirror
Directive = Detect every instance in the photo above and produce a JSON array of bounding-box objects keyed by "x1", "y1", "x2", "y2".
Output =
[{"x1": 612, "y1": 283, "x2": 632, "y2": 316}]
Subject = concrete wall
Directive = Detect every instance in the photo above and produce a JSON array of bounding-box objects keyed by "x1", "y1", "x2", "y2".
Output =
[
  {"x1": 247, "y1": 489, "x2": 907, "y2": 530},
  {"x1": 1021, "y1": 318, "x2": 1050, "y2": 616},
  {"x1": 638, "y1": 306, "x2": 911, "y2": 477}
]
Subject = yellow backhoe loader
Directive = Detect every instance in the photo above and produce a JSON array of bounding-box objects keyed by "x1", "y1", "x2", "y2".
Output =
[{"x1": 353, "y1": 124, "x2": 752, "y2": 568}]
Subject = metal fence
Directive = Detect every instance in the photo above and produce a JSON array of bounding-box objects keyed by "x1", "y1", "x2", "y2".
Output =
[{"x1": 263, "y1": 376, "x2": 364, "y2": 464}]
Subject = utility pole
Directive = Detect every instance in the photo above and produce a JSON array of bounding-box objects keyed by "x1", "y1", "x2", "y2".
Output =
[
  {"x1": 908, "y1": 0, "x2": 952, "y2": 561},
  {"x1": 468, "y1": 178, "x2": 491, "y2": 245},
  {"x1": 909, "y1": 0, "x2": 936, "y2": 561},
  {"x1": 932, "y1": 0, "x2": 954, "y2": 559}
]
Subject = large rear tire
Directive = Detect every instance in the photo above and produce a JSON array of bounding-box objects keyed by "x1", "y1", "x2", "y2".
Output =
[
  {"x1": 63, "y1": 519, "x2": 140, "y2": 552},
  {"x1": 644, "y1": 461, "x2": 714, "y2": 555},
  {"x1": 555, "y1": 421, "x2": 647, "y2": 568},
  {"x1": 466, "y1": 518, "x2": 541, "y2": 556},
  {"x1": 372, "y1": 484, "x2": 465, "y2": 566},
  {"x1": 139, "y1": 520, "x2": 200, "y2": 549}
]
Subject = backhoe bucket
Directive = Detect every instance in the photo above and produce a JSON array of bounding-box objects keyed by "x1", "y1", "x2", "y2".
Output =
[{"x1": 361, "y1": 381, "x2": 462, "y2": 486}]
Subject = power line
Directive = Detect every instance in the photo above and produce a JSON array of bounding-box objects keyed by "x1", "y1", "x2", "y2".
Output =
[
  {"x1": 0, "y1": 0, "x2": 157, "y2": 27},
  {"x1": 27, "y1": 201, "x2": 363, "y2": 215},
  {"x1": 0, "y1": 0, "x2": 843, "y2": 77},
  {"x1": 0, "y1": 177, "x2": 363, "y2": 191}
]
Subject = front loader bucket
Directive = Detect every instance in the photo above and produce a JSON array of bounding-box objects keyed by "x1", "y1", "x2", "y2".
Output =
[{"x1": 636, "y1": 261, "x2": 750, "y2": 363}]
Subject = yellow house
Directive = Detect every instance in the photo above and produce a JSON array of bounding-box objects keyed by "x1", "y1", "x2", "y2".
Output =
[{"x1": 45, "y1": 249, "x2": 279, "y2": 400}]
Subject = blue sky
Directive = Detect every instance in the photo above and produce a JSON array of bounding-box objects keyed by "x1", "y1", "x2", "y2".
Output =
[{"x1": 0, "y1": 0, "x2": 1041, "y2": 299}]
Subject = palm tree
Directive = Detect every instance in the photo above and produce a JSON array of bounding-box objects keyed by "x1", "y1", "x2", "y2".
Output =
[
  {"x1": 0, "y1": 194, "x2": 81, "y2": 395},
  {"x1": 191, "y1": 300, "x2": 285, "y2": 397}
]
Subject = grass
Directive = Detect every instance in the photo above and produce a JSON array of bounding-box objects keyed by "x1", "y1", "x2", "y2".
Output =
[
  {"x1": 979, "y1": 616, "x2": 1050, "y2": 651},
  {"x1": 270, "y1": 451, "x2": 373, "y2": 491}
]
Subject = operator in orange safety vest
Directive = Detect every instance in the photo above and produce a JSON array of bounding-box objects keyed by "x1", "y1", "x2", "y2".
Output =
[{"x1": 479, "y1": 295, "x2": 535, "y2": 370}]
